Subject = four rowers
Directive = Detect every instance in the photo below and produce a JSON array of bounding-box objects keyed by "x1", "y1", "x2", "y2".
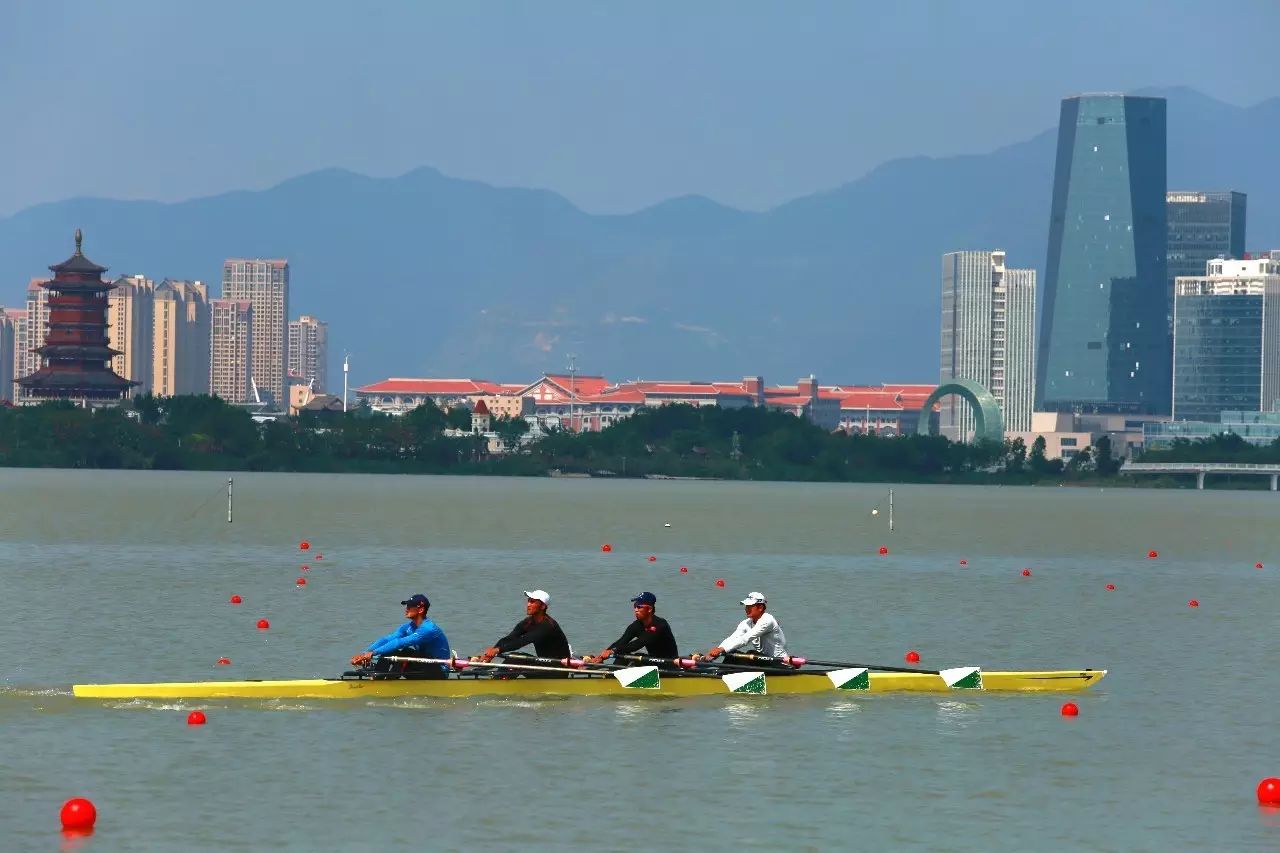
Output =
[{"x1": 353, "y1": 587, "x2": 787, "y2": 677}]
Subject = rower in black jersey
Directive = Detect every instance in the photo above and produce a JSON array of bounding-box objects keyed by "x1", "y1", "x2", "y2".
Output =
[
  {"x1": 476, "y1": 589, "x2": 571, "y2": 662},
  {"x1": 582, "y1": 591, "x2": 679, "y2": 664}
]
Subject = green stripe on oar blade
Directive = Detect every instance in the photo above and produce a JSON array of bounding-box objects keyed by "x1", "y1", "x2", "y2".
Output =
[
  {"x1": 722, "y1": 671, "x2": 767, "y2": 695},
  {"x1": 612, "y1": 666, "x2": 661, "y2": 690},
  {"x1": 826, "y1": 667, "x2": 870, "y2": 690},
  {"x1": 940, "y1": 667, "x2": 983, "y2": 689}
]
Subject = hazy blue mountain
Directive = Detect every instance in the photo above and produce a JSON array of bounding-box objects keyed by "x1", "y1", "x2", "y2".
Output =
[{"x1": 1, "y1": 87, "x2": 1276, "y2": 388}]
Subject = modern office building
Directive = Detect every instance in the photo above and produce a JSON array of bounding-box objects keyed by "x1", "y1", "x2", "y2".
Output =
[
  {"x1": 152, "y1": 280, "x2": 211, "y2": 396},
  {"x1": 1037, "y1": 93, "x2": 1170, "y2": 415},
  {"x1": 0, "y1": 308, "x2": 18, "y2": 402},
  {"x1": 108, "y1": 274, "x2": 156, "y2": 395},
  {"x1": 1167, "y1": 191, "x2": 1246, "y2": 320},
  {"x1": 1172, "y1": 257, "x2": 1280, "y2": 422},
  {"x1": 1145, "y1": 410, "x2": 1280, "y2": 450},
  {"x1": 14, "y1": 279, "x2": 49, "y2": 403},
  {"x1": 222, "y1": 258, "x2": 288, "y2": 406},
  {"x1": 287, "y1": 315, "x2": 328, "y2": 392},
  {"x1": 940, "y1": 250, "x2": 1036, "y2": 439},
  {"x1": 209, "y1": 298, "x2": 254, "y2": 404}
]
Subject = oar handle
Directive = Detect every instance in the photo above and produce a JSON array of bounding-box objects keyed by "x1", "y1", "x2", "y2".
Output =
[{"x1": 725, "y1": 653, "x2": 942, "y2": 676}]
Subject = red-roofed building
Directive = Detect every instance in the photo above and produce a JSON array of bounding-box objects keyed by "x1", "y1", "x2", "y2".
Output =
[
  {"x1": 821, "y1": 384, "x2": 939, "y2": 436},
  {"x1": 354, "y1": 378, "x2": 505, "y2": 414},
  {"x1": 763, "y1": 376, "x2": 842, "y2": 429}
]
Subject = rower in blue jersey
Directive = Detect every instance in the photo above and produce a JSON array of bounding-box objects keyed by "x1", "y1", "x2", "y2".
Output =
[{"x1": 350, "y1": 594, "x2": 451, "y2": 679}]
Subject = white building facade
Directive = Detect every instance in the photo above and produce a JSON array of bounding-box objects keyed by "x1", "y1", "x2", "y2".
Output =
[{"x1": 940, "y1": 250, "x2": 1035, "y2": 439}]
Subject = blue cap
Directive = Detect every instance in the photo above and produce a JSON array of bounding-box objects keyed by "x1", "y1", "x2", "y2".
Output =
[
  {"x1": 400, "y1": 594, "x2": 431, "y2": 609},
  {"x1": 630, "y1": 591, "x2": 657, "y2": 606}
]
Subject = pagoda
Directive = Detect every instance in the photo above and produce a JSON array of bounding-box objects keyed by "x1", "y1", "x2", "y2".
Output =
[{"x1": 17, "y1": 230, "x2": 136, "y2": 404}]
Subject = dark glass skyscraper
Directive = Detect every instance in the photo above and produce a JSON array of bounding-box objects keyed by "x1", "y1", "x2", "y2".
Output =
[
  {"x1": 1037, "y1": 94, "x2": 1170, "y2": 415},
  {"x1": 1167, "y1": 190, "x2": 1246, "y2": 324}
]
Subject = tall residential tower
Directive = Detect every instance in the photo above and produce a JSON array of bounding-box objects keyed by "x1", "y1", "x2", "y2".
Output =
[
  {"x1": 222, "y1": 258, "x2": 288, "y2": 406},
  {"x1": 153, "y1": 280, "x2": 211, "y2": 396},
  {"x1": 1037, "y1": 94, "x2": 1169, "y2": 415},
  {"x1": 287, "y1": 315, "x2": 328, "y2": 392},
  {"x1": 940, "y1": 250, "x2": 1035, "y2": 439},
  {"x1": 209, "y1": 299, "x2": 253, "y2": 404}
]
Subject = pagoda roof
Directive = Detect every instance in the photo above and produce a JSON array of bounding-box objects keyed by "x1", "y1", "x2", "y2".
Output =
[
  {"x1": 35, "y1": 344, "x2": 123, "y2": 360},
  {"x1": 17, "y1": 367, "x2": 136, "y2": 391},
  {"x1": 48, "y1": 229, "x2": 108, "y2": 276}
]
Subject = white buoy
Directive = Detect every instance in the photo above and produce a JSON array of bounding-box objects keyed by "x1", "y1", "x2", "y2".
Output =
[
  {"x1": 871, "y1": 509, "x2": 879, "y2": 516},
  {"x1": 664, "y1": 522, "x2": 672, "y2": 527}
]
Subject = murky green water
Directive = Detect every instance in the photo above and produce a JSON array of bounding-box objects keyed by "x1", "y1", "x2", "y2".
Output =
[{"x1": 3, "y1": 469, "x2": 1279, "y2": 851}]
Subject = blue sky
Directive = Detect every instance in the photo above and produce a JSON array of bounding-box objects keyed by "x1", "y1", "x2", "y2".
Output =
[{"x1": 2, "y1": 0, "x2": 1277, "y2": 216}]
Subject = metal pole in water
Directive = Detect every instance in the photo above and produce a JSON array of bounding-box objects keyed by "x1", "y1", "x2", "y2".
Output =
[
  {"x1": 227, "y1": 477, "x2": 233, "y2": 523},
  {"x1": 889, "y1": 488, "x2": 894, "y2": 532}
]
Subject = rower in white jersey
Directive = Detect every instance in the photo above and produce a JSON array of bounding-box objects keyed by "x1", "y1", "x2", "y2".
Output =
[{"x1": 696, "y1": 591, "x2": 788, "y2": 661}]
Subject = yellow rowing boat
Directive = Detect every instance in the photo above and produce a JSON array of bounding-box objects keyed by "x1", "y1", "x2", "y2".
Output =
[{"x1": 73, "y1": 668, "x2": 1106, "y2": 700}]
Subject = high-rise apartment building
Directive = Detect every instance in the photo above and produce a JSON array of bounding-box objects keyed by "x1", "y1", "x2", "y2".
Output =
[
  {"x1": 0, "y1": 308, "x2": 18, "y2": 403},
  {"x1": 209, "y1": 299, "x2": 254, "y2": 404},
  {"x1": 940, "y1": 251, "x2": 1036, "y2": 439},
  {"x1": 1167, "y1": 191, "x2": 1246, "y2": 326},
  {"x1": 152, "y1": 280, "x2": 211, "y2": 396},
  {"x1": 1172, "y1": 258, "x2": 1280, "y2": 421},
  {"x1": 222, "y1": 259, "x2": 288, "y2": 406},
  {"x1": 14, "y1": 279, "x2": 49, "y2": 403},
  {"x1": 287, "y1": 315, "x2": 328, "y2": 392},
  {"x1": 1037, "y1": 94, "x2": 1170, "y2": 415},
  {"x1": 108, "y1": 274, "x2": 156, "y2": 395}
]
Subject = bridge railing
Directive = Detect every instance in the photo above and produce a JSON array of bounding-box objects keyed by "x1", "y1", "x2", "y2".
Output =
[{"x1": 1121, "y1": 461, "x2": 1280, "y2": 474}]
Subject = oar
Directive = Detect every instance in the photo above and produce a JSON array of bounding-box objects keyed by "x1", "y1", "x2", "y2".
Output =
[
  {"x1": 723, "y1": 653, "x2": 983, "y2": 689},
  {"x1": 616, "y1": 653, "x2": 814, "y2": 675}
]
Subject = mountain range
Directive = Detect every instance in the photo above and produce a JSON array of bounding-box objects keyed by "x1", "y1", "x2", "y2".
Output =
[{"x1": 1, "y1": 86, "x2": 1277, "y2": 388}]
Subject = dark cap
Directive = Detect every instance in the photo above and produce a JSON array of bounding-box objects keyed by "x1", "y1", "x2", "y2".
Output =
[
  {"x1": 400, "y1": 594, "x2": 431, "y2": 609},
  {"x1": 630, "y1": 591, "x2": 657, "y2": 606}
]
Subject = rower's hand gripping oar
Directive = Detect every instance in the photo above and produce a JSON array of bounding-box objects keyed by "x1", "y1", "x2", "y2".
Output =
[{"x1": 723, "y1": 653, "x2": 984, "y2": 689}]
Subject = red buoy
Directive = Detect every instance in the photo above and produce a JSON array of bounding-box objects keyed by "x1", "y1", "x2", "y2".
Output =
[
  {"x1": 300, "y1": 565, "x2": 310, "y2": 572},
  {"x1": 1147, "y1": 550, "x2": 1158, "y2": 559},
  {"x1": 878, "y1": 546, "x2": 888, "y2": 556},
  {"x1": 59, "y1": 798, "x2": 96, "y2": 832},
  {"x1": 229, "y1": 595, "x2": 242, "y2": 604},
  {"x1": 1021, "y1": 568, "x2": 1032, "y2": 577},
  {"x1": 187, "y1": 710, "x2": 207, "y2": 726},
  {"x1": 959, "y1": 559, "x2": 968, "y2": 566},
  {"x1": 300, "y1": 541, "x2": 310, "y2": 550},
  {"x1": 296, "y1": 577, "x2": 307, "y2": 586},
  {"x1": 256, "y1": 618, "x2": 270, "y2": 630},
  {"x1": 1188, "y1": 599, "x2": 1199, "y2": 608},
  {"x1": 715, "y1": 578, "x2": 726, "y2": 588},
  {"x1": 316, "y1": 555, "x2": 323, "y2": 560},
  {"x1": 1257, "y1": 562, "x2": 1264, "y2": 570},
  {"x1": 216, "y1": 657, "x2": 231, "y2": 666},
  {"x1": 648, "y1": 556, "x2": 657, "y2": 562},
  {"x1": 1258, "y1": 777, "x2": 1280, "y2": 805},
  {"x1": 1061, "y1": 702, "x2": 1079, "y2": 717},
  {"x1": 1105, "y1": 583, "x2": 1115, "y2": 591},
  {"x1": 679, "y1": 566, "x2": 688, "y2": 573},
  {"x1": 904, "y1": 650, "x2": 920, "y2": 663},
  {"x1": 602, "y1": 544, "x2": 612, "y2": 553}
]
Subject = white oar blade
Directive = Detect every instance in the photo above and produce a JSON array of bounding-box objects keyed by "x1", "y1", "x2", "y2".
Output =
[
  {"x1": 826, "y1": 667, "x2": 870, "y2": 691},
  {"x1": 722, "y1": 671, "x2": 767, "y2": 695},
  {"x1": 612, "y1": 666, "x2": 661, "y2": 690},
  {"x1": 940, "y1": 666, "x2": 983, "y2": 689}
]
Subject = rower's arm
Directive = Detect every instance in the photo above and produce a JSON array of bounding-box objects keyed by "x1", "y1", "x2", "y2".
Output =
[
  {"x1": 720, "y1": 616, "x2": 773, "y2": 653},
  {"x1": 607, "y1": 622, "x2": 644, "y2": 656},
  {"x1": 493, "y1": 621, "x2": 537, "y2": 653},
  {"x1": 369, "y1": 622, "x2": 444, "y2": 656},
  {"x1": 365, "y1": 623, "x2": 410, "y2": 652}
]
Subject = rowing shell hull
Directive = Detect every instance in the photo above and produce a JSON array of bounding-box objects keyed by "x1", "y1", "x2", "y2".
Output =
[{"x1": 72, "y1": 669, "x2": 1106, "y2": 700}]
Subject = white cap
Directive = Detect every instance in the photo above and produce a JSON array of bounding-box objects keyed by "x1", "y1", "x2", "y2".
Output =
[
  {"x1": 739, "y1": 591, "x2": 767, "y2": 606},
  {"x1": 524, "y1": 589, "x2": 551, "y2": 605}
]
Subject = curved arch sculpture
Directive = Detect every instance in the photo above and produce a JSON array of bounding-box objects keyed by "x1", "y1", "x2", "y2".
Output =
[{"x1": 916, "y1": 380, "x2": 1004, "y2": 443}]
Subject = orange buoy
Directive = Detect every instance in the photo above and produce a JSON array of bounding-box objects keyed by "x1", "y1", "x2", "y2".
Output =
[
  {"x1": 878, "y1": 546, "x2": 888, "y2": 555},
  {"x1": 904, "y1": 650, "x2": 920, "y2": 663},
  {"x1": 59, "y1": 798, "x2": 97, "y2": 832},
  {"x1": 648, "y1": 556, "x2": 657, "y2": 562},
  {"x1": 230, "y1": 595, "x2": 242, "y2": 604},
  {"x1": 679, "y1": 566, "x2": 688, "y2": 573},
  {"x1": 1258, "y1": 778, "x2": 1280, "y2": 805},
  {"x1": 187, "y1": 710, "x2": 207, "y2": 726},
  {"x1": 296, "y1": 577, "x2": 307, "y2": 586},
  {"x1": 715, "y1": 578, "x2": 726, "y2": 588},
  {"x1": 602, "y1": 544, "x2": 612, "y2": 553},
  {"x1": 1147, "y1": 550, "x2": 1158, "y2": 559},
  {"x1": 216, "y1": 657, "x2": 231, "y2": 666},
  {"x1": 300, "y1": 541, "x2": 310, "y2": 550},
  {"x1": 1188, "y1": 599, "x2": 1199, "y2": 608},
  {"x1": 1021, "y1": 568, "x2": 1032, "y2": 577},
  {"x1": 256, "y1": 618, "x2": 270, "y2": 630},
  {"x1": 1105, "y1": 583, "x2": 1115, "y2": 591},
  {"x1": 1061, "y1": 702, "x2": 1079, "y2": 716}
]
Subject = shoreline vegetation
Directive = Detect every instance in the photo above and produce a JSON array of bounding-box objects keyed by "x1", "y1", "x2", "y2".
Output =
[{"x1": 0, "y1": 395, "x2": 1276, "y2": 490}]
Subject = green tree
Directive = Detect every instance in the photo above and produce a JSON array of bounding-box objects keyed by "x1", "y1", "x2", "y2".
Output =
[
  {"x1": 1028, "y1": 435, "x2": 1049, "y2": 475},
  {"x1": 445, "y1": 406, "x2": 472, "y2": 431},
  {"x1": 1094, "y1": 435, "x2": 1120, "y2": 475},
  {"x1": 1004, "y1": 437, "x2": 1027, "y2": 474}
]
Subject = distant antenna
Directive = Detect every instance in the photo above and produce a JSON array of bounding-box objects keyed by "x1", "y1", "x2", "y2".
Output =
[{"x1": 343, "y1": 352, "x2": 350, "y2": 413}]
